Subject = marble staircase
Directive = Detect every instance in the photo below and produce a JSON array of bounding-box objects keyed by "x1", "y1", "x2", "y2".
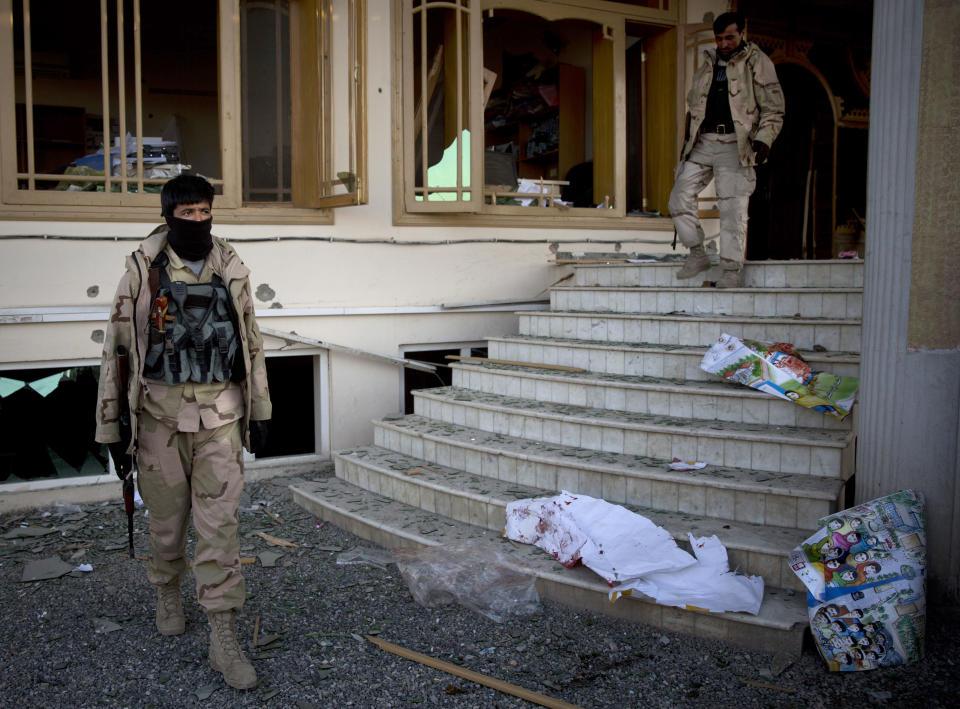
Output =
[{"x1": 292, "y1": 258, "x2": 863, "y2": 655}]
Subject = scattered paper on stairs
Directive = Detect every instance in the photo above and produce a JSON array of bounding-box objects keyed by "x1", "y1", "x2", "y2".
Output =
[
  {"x1": 504, "y1": 491, "x2": 764, "y2": 615},
  {"x1": 669, "y1": 458, "x2": 707, "y2": 471}
]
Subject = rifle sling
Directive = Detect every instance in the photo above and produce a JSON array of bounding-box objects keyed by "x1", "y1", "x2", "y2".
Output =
[{"x1": 148, "y1": 260, "x2": 162, "y2": 303}]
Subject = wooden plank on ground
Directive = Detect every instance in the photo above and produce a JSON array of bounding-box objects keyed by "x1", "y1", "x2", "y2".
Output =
[{"x1": 365, "y1": 635, "x2": 582, "y2": 709}]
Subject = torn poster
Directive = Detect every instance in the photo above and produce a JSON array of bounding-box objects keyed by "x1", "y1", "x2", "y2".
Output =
[
  {"x1": 700, "y1": 333, "x2": 859, "y2": 420},
  {"x1": 504, "y1": 491, "x2": 763, "y2": 614},
  {"x1": 788, "y1": 490, "x2": 926, "y2": 671}
]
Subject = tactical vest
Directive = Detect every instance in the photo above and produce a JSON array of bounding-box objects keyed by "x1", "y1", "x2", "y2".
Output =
[{"x1": 142, "y1": 252, "x2": 240, "y2": 385}]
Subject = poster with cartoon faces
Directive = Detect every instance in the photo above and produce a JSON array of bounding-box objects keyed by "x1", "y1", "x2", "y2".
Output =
[
  {"x1": 700, "y1": 333, "x2": 859, "y2": 420},
  {"x1": 789, "y1": 490, "x2": 926, "y2": 671}
]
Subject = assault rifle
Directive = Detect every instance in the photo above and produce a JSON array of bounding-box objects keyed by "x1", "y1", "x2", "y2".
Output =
[{"x1": 116, "y1": 345, "x2": 136, "y2": 558}]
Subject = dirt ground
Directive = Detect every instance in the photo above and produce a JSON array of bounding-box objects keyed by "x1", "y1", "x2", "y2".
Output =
[{"x1": 1, "y1": 467, "x2": 958, "y2": 708}]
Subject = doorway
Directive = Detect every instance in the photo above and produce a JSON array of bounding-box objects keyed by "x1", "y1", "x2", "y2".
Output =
[{"x1": 747, "y1": 62, "x2": 835, "y2": 261}]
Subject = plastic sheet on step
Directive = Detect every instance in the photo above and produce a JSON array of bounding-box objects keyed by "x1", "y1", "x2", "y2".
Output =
[
  {"x1": 700, "y1": 333, "x2": 859, "y2": 420},
  {"x1": 393, "y1": 541, "x2": 540, "y2": 623},
  {"x1": 336, "y1": 546, "x2": 395, "y2": 569},
  {"x1": 504, "y1": 491, "x2": 764, "y2": 615},
  {"x1": 788, "y1": 490, "x2": 926, "y2": 671}
]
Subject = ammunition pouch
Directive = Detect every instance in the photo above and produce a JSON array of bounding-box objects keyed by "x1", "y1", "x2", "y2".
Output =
[{"x1": 142, "y1": 252, "x2": 240, "y2": 385}]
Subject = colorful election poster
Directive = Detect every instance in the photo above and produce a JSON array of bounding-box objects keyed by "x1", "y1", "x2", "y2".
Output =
[
  {"x1": 700, "y1": 333, "x2": 859, "y2": 420},
  {"x1": 788, "y1": 490, "x2": 926, "y2": 672}
]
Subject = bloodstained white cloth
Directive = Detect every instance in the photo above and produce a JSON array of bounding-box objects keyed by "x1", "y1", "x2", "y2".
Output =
[{"x1": 504, "y1": 491, "x2": 764, "y2": 615}]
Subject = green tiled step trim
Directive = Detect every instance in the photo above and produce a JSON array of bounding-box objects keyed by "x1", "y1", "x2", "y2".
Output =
[
  {"x1": 372, "y1": 415, "x2": 842, "y2": 528},
  {"x1": 571, "y1": 259, "x2": 864, "y2": 289},
  {"x1": 411, "y1": 387, "x2": 854, "y2": 478},
  {"x1": 335, "y1": 445, "x2": 812, "y2": 591},
  {"x1": 518, "y1": 311, "x2": 862, "y2": 352},
  {"x1": 290, "y1": 476, "x2": 809, "y2": 655},
  {"x1": 550, "y1": 286, "x2": 862, "y2": 320},
  {"x1": 450, "y1": 362, "x2": 851, "y2": 431},
  {"x1": 486, "y1": 335, "x2": 861, "y2": 381}
]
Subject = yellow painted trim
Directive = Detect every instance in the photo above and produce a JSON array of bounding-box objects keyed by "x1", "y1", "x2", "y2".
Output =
[{"x1": 394, "y1": 211, "x2": 675, "y2": 231}]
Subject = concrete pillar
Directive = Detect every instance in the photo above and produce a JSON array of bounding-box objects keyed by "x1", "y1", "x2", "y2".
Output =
[{"x1": 858, "y1": 0, "x2": 960, "y2": 598}]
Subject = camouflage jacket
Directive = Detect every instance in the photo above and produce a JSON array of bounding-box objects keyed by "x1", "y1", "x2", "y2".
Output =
[
  {"x1": 681, "y1": 41, "x2": 785, "y2": 166},
  {"x1": 95, "y1": 231, "x2": 271, "y2": 451}
]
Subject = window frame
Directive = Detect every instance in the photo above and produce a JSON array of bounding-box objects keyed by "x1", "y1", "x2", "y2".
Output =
[
  {"x1": 0, "y1": 0, "x2": 366, "y2": 220},
  {"x1": 392, "y1": 0, "x2": 680, "y2": 228},
  {"x1": 400, "y1": 0, "x2": 483, "y2": 213},
  {"x1": 290, "y1": 0, "x2": 369, "y2": 208}
]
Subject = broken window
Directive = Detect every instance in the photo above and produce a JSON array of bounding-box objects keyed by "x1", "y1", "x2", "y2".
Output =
[
  {"x1": 396, "y1": 0, "x2": 679, "y2": 221},
  {"x1": 402, "y1": 0, "x2": 480, "y2": 210},
  {"x1": 0, "y1": 353, "x2": 323, "y2": 482},
  {"x1": 0, "y1": 0, "x2": 367, "y2": 211},
  {"x1": 0, "y1": 366, "x2": 106, "y2": 483}
]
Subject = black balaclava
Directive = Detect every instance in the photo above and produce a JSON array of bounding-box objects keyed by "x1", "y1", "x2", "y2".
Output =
[{"x1": 165, "y1": 215, "x2": 213, "y2": 261}]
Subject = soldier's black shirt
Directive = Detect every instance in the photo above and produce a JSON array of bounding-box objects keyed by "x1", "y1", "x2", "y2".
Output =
[{"x1": 703, "y1": 44, "x2": 745, "y2": 133}]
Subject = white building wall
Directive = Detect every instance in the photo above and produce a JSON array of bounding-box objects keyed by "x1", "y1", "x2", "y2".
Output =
[{"x1": 0, "y1": 1, "x2": 683, "y2": 462}]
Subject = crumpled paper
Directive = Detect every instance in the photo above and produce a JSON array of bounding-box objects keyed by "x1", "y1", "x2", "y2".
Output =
[
  {"x1": 669, "y1": 458, "x2": 707, "y2": 471},
  {"x1": 700, "y1": 333, "x2": 859, "y2": 420}
]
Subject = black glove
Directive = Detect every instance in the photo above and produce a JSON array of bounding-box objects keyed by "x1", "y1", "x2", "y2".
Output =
[
  {"x1": 108, "y1": 439, "x2": 132, "y2": 480},
  {"x1": 751, "y1": 140, "x2": 770, "y2": 164},
  {"x1": 249, "y1": 420, "x2": 269, "y2": 457}
]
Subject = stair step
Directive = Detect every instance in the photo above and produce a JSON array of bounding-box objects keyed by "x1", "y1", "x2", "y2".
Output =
[
  {"x1": 451, "y1": 362, "x2": 851, "y2": 431},
  {"x1": 572, "y1": 259, "x2": 864, "y2": 289},
  {"x1": 518, "y1": 311, "x2": 862, "y2": 352},
  {"x1": 551, "y1": 286, "x2": 862, "y2": 319},
  {"x1": 487, "y1": 335, "x2": 861, "y2": 380},
  {"x1": 291, "y1": 475, "x2": 809, "y2": 655},
  {"x1": 373, "y1": 415, "x2": 842, "y2": 529},
  {"x1": 412, "y1": 387, "x2": 854, "y2": 478},
  {"x1": 335, "y1": 444, "x2": 820, "y2": 591}
]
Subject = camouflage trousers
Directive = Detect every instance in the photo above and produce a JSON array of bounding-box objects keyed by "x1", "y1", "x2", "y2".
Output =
[
  {"x1": 668, "y1": 133, "x2": 757, "y2": 267},
  {"x1": 136, "y1": 410, "x2": 245, "y2": 613}
]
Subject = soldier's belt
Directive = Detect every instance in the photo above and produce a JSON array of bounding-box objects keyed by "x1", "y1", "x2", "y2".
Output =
[{"x1": 704, "y1": 124, "x2": 734, "y2": 135}]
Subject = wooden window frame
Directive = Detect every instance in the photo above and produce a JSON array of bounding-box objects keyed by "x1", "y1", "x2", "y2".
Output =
[
  {"x1": 400, "y1": 0, "x2": 483, "y2": 213},
  {"x1": 0, "y1": 0, "x2": 366, "y2": 221},
  {"x1": 393, "y1": 0, "x2": 680, "y2": 228},
  {"x1": 291, "y1": 0, "x2": 368, "y2": 208}
]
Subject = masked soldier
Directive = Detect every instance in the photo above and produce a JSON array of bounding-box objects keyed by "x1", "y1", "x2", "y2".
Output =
[
  {"x1": 95, "y1": 175, "x2": 271, "y2": 690},
  {"x1": 669, "y1": 11, "x2": 784, "y2": 287}
]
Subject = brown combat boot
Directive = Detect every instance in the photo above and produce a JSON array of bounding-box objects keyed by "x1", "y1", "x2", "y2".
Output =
[
  {"x1": 156, "y1": 583, "x2": 185, "y2": 636},
  {"x1": 208, "y1": 610, "x2": 258, "y2": 690},
  {"x1": 676, "y1": 246, "x2": 711, "y2": 279},
  {"x1": 716, "y1": 260, "x2": 743, "y2": 288}
]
